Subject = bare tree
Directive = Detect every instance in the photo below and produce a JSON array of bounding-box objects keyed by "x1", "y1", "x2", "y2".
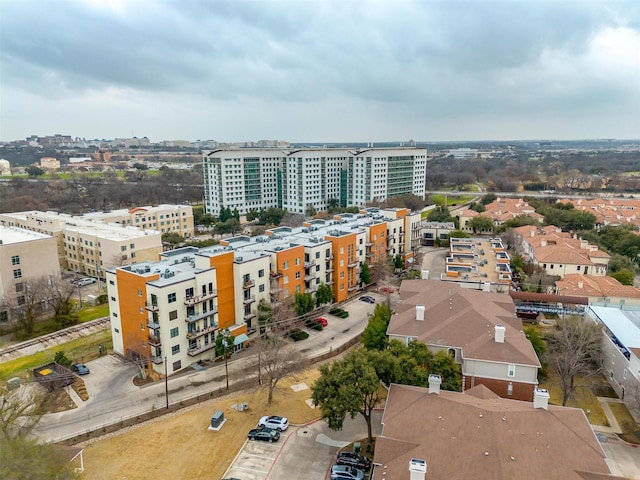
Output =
[
  {"x1": 545, "y1": 316, "x2": 603, "y2": 406},
  {"x1": 10, "y1": 276, "x2": 51, "y2": 335},
  {"x1": 45, "y1": 276, "x2": 78, "y2": 327},
  {"x1": 259, "y1": 336, "x2": 305, "y2": 404}
]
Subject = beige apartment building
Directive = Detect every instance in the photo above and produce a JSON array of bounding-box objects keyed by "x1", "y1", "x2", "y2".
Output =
[
  {"x1": 82, "y1": 204, "x2": 194, "y2": 237},
  {"x1": 0, "y1": 226, "x2": 61, "y2": 324},
  {"x1": 0, "y1": 210, "x2": 163, "y2": 278}
]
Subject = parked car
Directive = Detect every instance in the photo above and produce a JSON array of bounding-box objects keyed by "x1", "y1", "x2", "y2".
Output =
[
  {"x1": 71, "y1": 363, "x2": 90, "y2": 375},
  {"x1": 330, "y1": 464, "x2": 365, "y2": 480},
  {"x1": 315, "y1": 317, "x2": 328, "y2": 327},
  {"x1": 72, "y1": 277, "x2": 96, "y2": 287},
  {"x1": 336, "y1": 452, "x2": 371, "y2": 471},
  {"x1": 359, "y1": 296, "x2": 375, "y2": 304},
  {"x1": 247, "y1": 427, "x2": 280, "y2": 442},
  {"x1": 258, "y1": 415, "x2": 289, "y2": 431}
]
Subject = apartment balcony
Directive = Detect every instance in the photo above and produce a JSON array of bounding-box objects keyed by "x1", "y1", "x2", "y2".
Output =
[
  {"x1": 243, "y1": 295, "x2": 256, "y2": 305},
  {"x1": 148, "y1": 334, "x2": 162, "y2": 346},
  {"x1": 305, "y1": 272, "x2": 316, "y2": 281},
  {"x1": 243, "y1": 279, "x2": 255, "y2": 289},
  {"x1": 304, "y1": 260, "x2": 316, "y2": 268},
  {"x1": 185, "y1": 307, "x2": 218, "y2": 323},
  {"x1": 326, "y1": 266, "x2": 334, "y2": 272},
  {"x1": 186, "y1": 324, "x2": 217, "y2": 340},
  {"x1": 151, "y1": 356, "x2": 164, "y2": 365},
  {"x1": 366, "y1": 241, "x2": 374, "y2": 247},
  {"x1": 244, "y1": 312, "x2": 256, "y2": 321},
  {"x1": 146, "y1": 321, "x2": 160, "y2": 330},
  {"x1": 325, "y1": 254, "x2": 334, "y2": 260},
  {"x1": 184, "y1": 290, "x2": 218, "y2": 305},
  {"x1": 270, "y1": 271, "x2": 282, "y2": 278},
  {"x1": 187, "y1": 342, "x2": 216, "y2": 357},
  {"x1": 348, "y1": 261, "x2": 358, "y2": 268},
  {"x1": 348, "y1": 284, "x2": 358, "y2": 291},
  {"x1": 145, "y1": 301, "x2": 159, "y2": 312}
]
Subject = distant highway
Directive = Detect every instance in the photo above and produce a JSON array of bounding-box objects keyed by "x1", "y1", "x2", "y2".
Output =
[{"x1": 425, "y1": 190, "x2": 639, "y2": 199}]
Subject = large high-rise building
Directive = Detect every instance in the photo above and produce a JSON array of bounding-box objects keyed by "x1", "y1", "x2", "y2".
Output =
[{"x1": 203, "y1": 148, "x2": 427, "y2": 216}]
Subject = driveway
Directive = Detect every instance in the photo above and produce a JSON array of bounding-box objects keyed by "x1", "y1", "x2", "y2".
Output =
[{"x1": 223, "y1": 411, "x2": 383, "y2": 480}]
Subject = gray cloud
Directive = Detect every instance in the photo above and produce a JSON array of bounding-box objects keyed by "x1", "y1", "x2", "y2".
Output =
[{"x1": 1, "y1": 0, "x2": 639, "y2": 141}]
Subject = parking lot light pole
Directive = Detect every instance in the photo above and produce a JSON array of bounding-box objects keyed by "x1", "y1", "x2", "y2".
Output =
[
  {"x1": 222, "y1": 330, "x2": 230, "y2": 390},
  {"x1": 164, "y1": 356, "x2": 169, "y2": 409}
]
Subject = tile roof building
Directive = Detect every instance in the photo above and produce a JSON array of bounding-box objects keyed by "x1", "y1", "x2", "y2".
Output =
[
  {"x1": 458, "y1": 197, "x2": 544, "y2": 232},
  {"x1": 558, "y1": 197, "x2": 640, "y2": 228},
  {"x1": 513, "y1": 225, "x2": 610, "y2": 278},
  {"x1": 387, "y1": 280, "x2": 540, "y2": 401},
  {"x1": 557, "y1": 274, "x2": 640, "y2": 307},
  {"x1": 372, "y1": 382, "x2": 619, "y2": 480}
]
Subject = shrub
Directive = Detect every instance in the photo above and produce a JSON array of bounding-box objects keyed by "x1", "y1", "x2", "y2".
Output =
[{"x1": 287, "y1": 329, "x2": 310, "y2": 341}]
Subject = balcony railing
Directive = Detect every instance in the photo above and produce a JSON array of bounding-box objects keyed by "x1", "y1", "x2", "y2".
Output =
[
  {"x1": 270, "y1": 271, "x2": 282, "y2": 278},
  {"x1": 243, "y1": 279, "x2": 255, "y2": 289},
  {"x1": 243, "y1": 295, "x2": 256, "y2": 305},
  {"x1": 305, "y1": 272, "x2": 316, "y2": 281},
  {"x1": 304, "y1": 261, "x2": 316, "y2": 268},
  {"x1": 325, "y1": 254, "x2": 334, "y2": 260},
  {"x1": 187, "y1": 342, "x2": 216, "y2": 357},
  {"x1": 348, "y1": 262, "x2": 358, "y2": 268},
  {"x1": 148, "y1": 334, "x2": 161, "y2": 346},
  {"x1": 184, "y1": 290, "x2": 218, "y2": 305},
  {"x1": 185, "y1": 307, "x2": 218, "y2": 323},
  {"x1": 326, "y1": 266, "x2": 334, "y2": 272},
  {"x1": 348, "y1": 284, "x2": 358, "y2": 291},
  {"x1": 145, "y1": 301, "x2": 159, "y2": 312},
  {"x1": 151, "y1": 356, "x2": 164, "y2": 365},
  {"x1": 244, "y1": 312, "x2": 256, "y2": 321},
  {"x1": 146, "y1": 321, "x2": 160, "y2": 330},
  {"x1": 186, "y1": 324, "x2": 217, "y2": 340}
]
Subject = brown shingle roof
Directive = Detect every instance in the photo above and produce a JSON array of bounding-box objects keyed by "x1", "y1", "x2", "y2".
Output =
[
  {"x1": 373, "y1": 384, "x2": 613, "y2": 480},
  {"x1": 390, "y1": 280, "x2": 540, "y2": 366}
]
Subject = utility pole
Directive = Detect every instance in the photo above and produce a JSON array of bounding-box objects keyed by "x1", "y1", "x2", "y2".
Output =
[{"x1": 222, "y1": 330, "x2": 230, "y2": 390}]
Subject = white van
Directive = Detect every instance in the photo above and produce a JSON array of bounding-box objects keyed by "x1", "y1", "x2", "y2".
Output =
[{"x1": 73, "y1": 277, "x2": 96, "y2": 287}]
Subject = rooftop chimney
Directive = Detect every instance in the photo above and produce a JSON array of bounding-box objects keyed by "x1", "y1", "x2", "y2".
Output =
[
  {"x1": 541, "y1": 239, "x2": 547, "y2": 247},
  {"x1": 578, "y1": 281, "x2": 584, "y2": 289},
  {"x1": 409, "y1": 458, "x2": 427, "y2": 480},
  {"x1": 494, "y1": 324, "x2": 506, "y2": 343},
  {"x1": 428, "y1": 374, "x2": 441, "y2": 395},
  {"x1": 533, "y1": 388, "x2": 550, "y2": 410},
  {"x1": 421, "y1": 269, "x2": 429, "y2": 280},
  {"x1": 416, "y1": 304, "x2": 425, "y2": 321}
]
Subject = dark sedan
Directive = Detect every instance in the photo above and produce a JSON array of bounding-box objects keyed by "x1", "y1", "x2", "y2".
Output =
[
  {"x1": 336, "y1": 451, "x2": 371, "y2": 471},
  {"x1": 72, "y1": 363, "x2": 90, "y2": 375},
  {"x1": 248, "y1": 427, "x2": 280, "y2": 442}
]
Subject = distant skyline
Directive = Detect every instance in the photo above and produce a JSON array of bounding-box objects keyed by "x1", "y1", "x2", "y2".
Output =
[{"x1": 1, "y1": 0, "x2": 639, "y2": 143}]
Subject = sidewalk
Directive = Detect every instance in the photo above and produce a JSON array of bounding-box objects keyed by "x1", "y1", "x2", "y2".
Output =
[{"x1": 36, "y1": 293, "x2": 384, "y2": 443}]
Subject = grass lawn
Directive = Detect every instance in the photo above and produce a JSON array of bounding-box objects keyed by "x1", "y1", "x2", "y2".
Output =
[
  {"x1": 81, "y1": 368, "x2": 325, "y2": 480},
  {"x1": 609, "y1": 402, "x2": 640, "y2": 443},
  {"x1": 429, "y1": 193, "x2": 477, "y2": 207},
  {"x1": 0, "y1": 329, "x2": 112, "y2": 384}
]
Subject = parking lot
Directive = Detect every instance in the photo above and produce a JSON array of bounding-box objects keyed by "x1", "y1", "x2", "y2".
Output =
[{"x1": 223, "y1": 412, "x2": 383, "y2": 480}]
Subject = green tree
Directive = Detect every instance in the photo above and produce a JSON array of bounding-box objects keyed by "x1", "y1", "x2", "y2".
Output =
[
  {"x1": 361, "y1": 303, "x2": 393, "y2": 351},
  {"x1": 360, "y1": 262, "x2": 372, "y2": 285},
  {"x1": 607, "y1": 254, "x2": 637, "y2": 274},
  {"x1": 162, "y1": 232, "x2": 184, "y2": 245},
  {"x1": 257, "y1": 299, "x2": 273, "y2": 335},
  {"x1": 305, "y1": 203, "x2": 317, "y2": 217},
  {"x1": 316, "y1": 283, "x2": 334, "y2": 306},
  {"x1": 467, "y1": 216, "x2": 494, "y2": 233},
  {"x1": 480, "y1": 193, "x2": 497, "y2": 205},
  {"x1": 311, "y1": 349, "x2": 383, "y2": 444},
  {"x1": 448, "y1": 230, "x2": 471, "y2": 238},
  {"x1": 524, "y1": 326, "x2": 546, "y2": 361},
  {"x1": 294, "y1": 292, "x2": 315, "y2": 316},
  {"x1": 469, "y1": 202, "x2": 485, "y2": 213},
  {"x1": 54, "y1": 350, "x2": 72, "y2": 367},
  {"x1": 393, "y1": 255, "x2": 403, "y2": 270},
  {"x1": 610, "y1": 269, "x2": 635, "y2": 286},
  {"x1": 25, "y1": 165, "x2": 46, "y2": 177},
  {"x1": 427, "y1": 205, "x2": 452, "y2": 222},
  {"x1": 215, "y1": 329, "x2": 235, "y2": 358}
]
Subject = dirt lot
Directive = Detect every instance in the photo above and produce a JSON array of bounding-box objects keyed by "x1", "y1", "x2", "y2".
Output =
[{"x1": 80, "y1": 369, "x2": 323, "y2": 480}]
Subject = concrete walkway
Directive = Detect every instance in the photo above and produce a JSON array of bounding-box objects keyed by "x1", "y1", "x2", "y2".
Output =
[
  {"x1": 35, "y1": 293, "x2": 384, "y2": 443},
  {"x1": 591, "y1": 397, "x2": 624, "y2": 435}
]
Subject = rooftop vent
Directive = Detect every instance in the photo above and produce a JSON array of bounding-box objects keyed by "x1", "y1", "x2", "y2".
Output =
[
  {"x1": 416, "y1": 304, "x2": 425, "y2": 321},
  {"x1": 409, "y1": 458, "x2": 427, "y2": 480},
  {"x1": 428, "y1": 374, "x2": 441, "y2": 395},
  {"x1": 533, "y1": 388, "x2": 550, "y2": 410},
  {"x1": 495, "y1": 324, "x2": 506, "y2": 343}
]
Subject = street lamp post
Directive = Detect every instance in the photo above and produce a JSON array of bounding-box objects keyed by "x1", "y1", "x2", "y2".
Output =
[{"x1": 222, "y1": 330, "x2": 230, "y2": 390}]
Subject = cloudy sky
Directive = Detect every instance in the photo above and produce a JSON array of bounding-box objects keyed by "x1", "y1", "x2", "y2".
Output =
[{"x1": 1, "y1": 0, "x2": 639, "y2": 143}]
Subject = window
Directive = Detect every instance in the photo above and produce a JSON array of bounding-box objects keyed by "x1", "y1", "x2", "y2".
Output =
[
  {"x1": 173, "y1": 360, "x2": 182, "y2": 371},
  {"x1": 295, "y1": 258, "x2": 300, "y2": 266},
  {"x1": 283, "y1": 276, "x2": 289, "y2": 284},
  {"x1": 111, "y1": 296, "x2": 116, "y2": 301},
  {"x1": 171, "y1": 345, "x2": 180, "y2": 355},
  {"x1": 168, "y1": 293, "x2": 176, "y2": 303},
  {"x1": 114, "y1": 327, "x2": 119, "y2": 333},
  {"x1": 15, "y1": 283, "x2": 23, "y2": 293},
  {"x1": 612, "y1": 355, "x2": 615, "y2": 365},
  {"x1": 169, "y1": 310, "x2": 178, "y2": 320},
  {"x1": 283, "y1": 261, "x2": 289, "y2": 270},
  {"x1": 11, "y1": 255, "x2": 20, "y2": 265},
  {"x1": 295, "y1": 272, "x2": 301, "y2": 279},
  {"x1": 623, "y1": 369, "x2": 627, "y2": 380},
  {"x1": 130, "y1": 243, "x2": 135, "y2": 249},
  {"x1": 508, "y1": 364, "x2": 516, "y2": 377},
  {"x1": 259, "y1": 284, "x2": 265, "y2": 293},
  {"x1": 170, "y1": 327, "x2": 179, "y2": 338},
  {"x1": 121, "y1": 245, "x2": 127, "y2": 251},
  {"x1": 577, "y1": 265, "x2": 581, "y2": 271},
  {"x1": 259, "y1": 269, "x2": 265, "y2": 278},
  {"x1": 13, "y1": 269, "x2": 22, "y2": 279},
  {"x1": 17, "y1": 296, "x2": 25, "y2": 305},
  {"x1": 137, "y1": 289, "x2": 142, "y2": 297},
  {"x1": 141, "y1": 324, "x2": 145, "y2": 330},
  {"x1": 112, "y1": 312, "x2": 118, "y2": 317}
]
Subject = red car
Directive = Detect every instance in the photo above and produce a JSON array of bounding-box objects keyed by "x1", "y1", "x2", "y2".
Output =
[{"x1": 316, "y1": 317, "x2": 328, "y2": 327}]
